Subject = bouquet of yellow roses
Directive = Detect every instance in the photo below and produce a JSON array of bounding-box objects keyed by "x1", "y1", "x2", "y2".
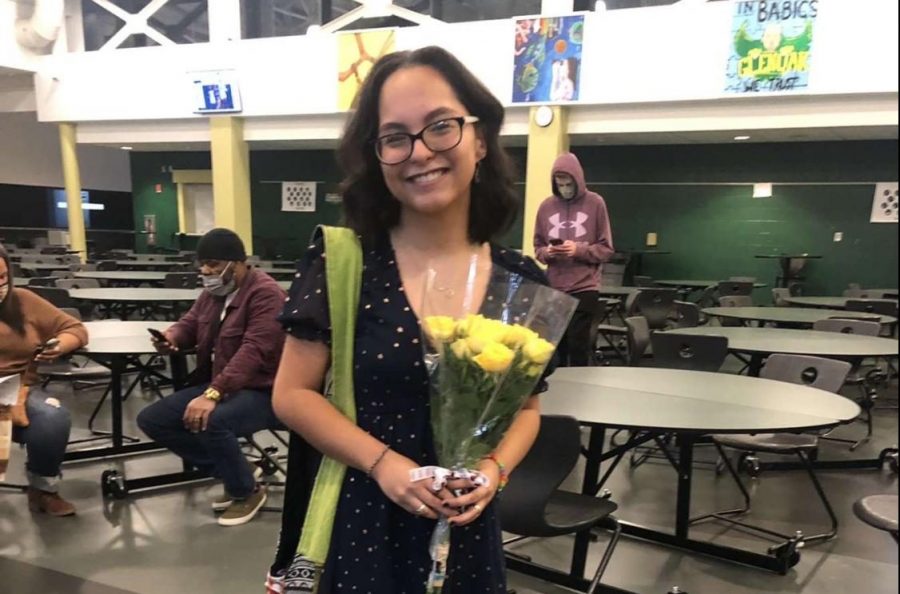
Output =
[{"x1": 418, "y1": 264, "x2": 576, "y2": 593}]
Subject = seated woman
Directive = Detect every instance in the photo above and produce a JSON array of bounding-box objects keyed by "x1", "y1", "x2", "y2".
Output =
[{"x1": 0, "y1": 244, "x2": 88, "y2": 517}]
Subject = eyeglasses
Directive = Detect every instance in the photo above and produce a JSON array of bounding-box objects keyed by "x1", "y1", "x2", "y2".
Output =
[{"x1": 374, "y1": 116, "x2": 480, "y2": 165}]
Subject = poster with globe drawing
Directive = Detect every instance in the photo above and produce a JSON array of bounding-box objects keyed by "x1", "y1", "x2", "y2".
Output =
[
  {"x1": 512, "y1": 15, "x2": 585, "y2": 104},
  {"x1": 725, "y1": 1, "x2": 819, "y2": 94},
  {"x1": 870, "y1": 183, "x2": 899, "y2": 224},
  {"x1": 282, "y1": 182, "x2": 317, "y2": 213}
]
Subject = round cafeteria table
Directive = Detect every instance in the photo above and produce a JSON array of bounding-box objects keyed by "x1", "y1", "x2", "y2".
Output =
[
  {"x1": 662, "y1": 326, "x2": 898, "y2": 374},
  {"x1": 656, "y1": 279, "x2": 767, "y2": 290},
  {"x1": 785, "y1": 296, "x2": 897, "y2": 309},
  {"x1": 530, "y1": 367, "x2": 860, "y2": 581},
  {"x1": 74, "y1": 321, "x2": 206, "y2": 496},
  {"x1": 70, "y1": 287, "x2": 201, "y2": 320},
  {"x1": 74, "y1": 271, "x2": 172, "y2": 286},
  {"x1": 703, "y1": 306, "x2": 897, "y2": 328}
]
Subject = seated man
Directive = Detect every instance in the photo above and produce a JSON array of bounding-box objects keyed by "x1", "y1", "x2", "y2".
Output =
[{"x1": 137, "y1": 228, "x2": 286, "y2": 526}]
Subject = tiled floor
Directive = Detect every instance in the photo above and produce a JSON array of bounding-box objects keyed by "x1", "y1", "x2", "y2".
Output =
[{"x1": 1, "y1": 368, "x2": 897, "y2": 594}]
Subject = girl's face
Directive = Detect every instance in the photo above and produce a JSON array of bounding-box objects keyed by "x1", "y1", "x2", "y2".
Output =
[{"x1": 377, "y1": 65, "x2": 486, "y2": 218}]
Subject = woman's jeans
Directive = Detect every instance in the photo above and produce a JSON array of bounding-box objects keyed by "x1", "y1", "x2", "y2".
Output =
[{"x1": 11, "y1": 390, "x2": 72, "y2": 493}]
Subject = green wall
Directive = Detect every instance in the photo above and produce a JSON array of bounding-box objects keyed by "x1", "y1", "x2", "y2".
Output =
[
  {"x1": 574, "y1": 140, "x2": 899, "y2": 296},
  {"x1": 130, "y1": 152, "x2": 210, "y2": 252},
  {"x1": 128, "y1": 140, "x2": 898, "y2": 294}
]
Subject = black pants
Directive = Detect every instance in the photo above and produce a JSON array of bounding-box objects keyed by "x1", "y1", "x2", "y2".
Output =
[{"x1": 558, "y1": 290, "x2": 601, "y2": 367}]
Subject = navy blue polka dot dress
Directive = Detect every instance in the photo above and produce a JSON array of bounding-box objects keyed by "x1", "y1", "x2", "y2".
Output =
[{"x1": 280, "y1": 233, "x2": 550, "y2": 594}]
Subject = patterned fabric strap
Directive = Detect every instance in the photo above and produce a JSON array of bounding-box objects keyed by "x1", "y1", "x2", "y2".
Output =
[{"x1": 295, "y1": 226, "x2": 363, "y2": 577}]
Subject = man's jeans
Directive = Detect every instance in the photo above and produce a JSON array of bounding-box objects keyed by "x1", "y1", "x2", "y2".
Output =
[
  {"x1": 11, "y1": 390, "x2": 72, "y2": 493},
  {"x1": 136, "y1": 384, "x2": 280, "y2": 499}
]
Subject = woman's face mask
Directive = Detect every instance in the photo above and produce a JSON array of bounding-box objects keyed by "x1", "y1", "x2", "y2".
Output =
[
  {"x1": 201, "y1": 262, "x2": 236, "y2": 297},
  {"x1": 0, "y1": 282, "x2": 9, "y2": 303}
]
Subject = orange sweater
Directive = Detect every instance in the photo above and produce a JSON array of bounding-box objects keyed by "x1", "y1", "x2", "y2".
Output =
[{"x1": 0, "y1": 288, "x2": 88, "y2": 386}]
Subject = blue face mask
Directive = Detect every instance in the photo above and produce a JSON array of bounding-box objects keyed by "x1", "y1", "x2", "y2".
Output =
[{"x1": 201, "y1": 262, "x2": 236, "y2": 297}]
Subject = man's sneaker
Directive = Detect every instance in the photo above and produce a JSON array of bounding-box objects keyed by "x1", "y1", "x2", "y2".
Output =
[
  {"x1": 27, "y1": 488, "x2": 76, "y2": 517},
  {"x1": 212, "y1": 463, "x2": 264, "y2": 512},
  {"x1": 218, "y1": 486, "x2": 267, "y2": 527}
]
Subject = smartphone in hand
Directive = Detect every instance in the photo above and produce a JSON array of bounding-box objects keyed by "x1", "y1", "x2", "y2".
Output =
[
  {"x1": 147, "y1": 328, "x2": 168, "y2": 343},
  {"x1": 33, "y1": 338, "x2": 60, "y2": 356},
  {"x1": 549, "y1": 238, "x2": 563, "y2": 246}
]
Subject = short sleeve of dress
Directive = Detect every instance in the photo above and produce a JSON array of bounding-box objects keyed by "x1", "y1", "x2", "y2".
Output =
[{"x1": 278, "y1": 236, "x2": 331, "y2": 345}]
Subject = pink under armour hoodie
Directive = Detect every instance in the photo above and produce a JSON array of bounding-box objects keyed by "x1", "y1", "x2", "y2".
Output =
[{"x1": 533, "y1": 153, "x2": 615, "y2": 294}]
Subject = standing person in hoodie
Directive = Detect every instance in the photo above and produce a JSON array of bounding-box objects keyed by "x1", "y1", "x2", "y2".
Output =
[{"x1": 534, "y1": 152, "x2": 615, "y2": 366}]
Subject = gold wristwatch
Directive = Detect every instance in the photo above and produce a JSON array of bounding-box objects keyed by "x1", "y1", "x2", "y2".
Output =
[{"x1": 203, "y1": 387, "x2": 222, "y2": 402}]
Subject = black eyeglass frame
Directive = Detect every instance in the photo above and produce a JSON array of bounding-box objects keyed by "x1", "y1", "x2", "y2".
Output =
[{"x1": 373, "y1": 115, "x2": 481, "y2": 165}]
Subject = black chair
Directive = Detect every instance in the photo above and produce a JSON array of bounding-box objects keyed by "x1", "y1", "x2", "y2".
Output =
[
  {"x1": 499, "y1": 415, "x2": 620, "y2": 594},
  {"x1": 630, "y1": 288, "x2": 678, "y2": 330},
  {"x1": 669, "y1": 301, "x2": 700, "y2": 329},
  {"x1": 26, "y1": 277, "x2": 58, "y2": 287},
  {"x1": 718, "y1": 281, "x2": 754, "y2": 297},
  {"x1": 813, "y1": 318, "x2": 884, "y2": 449},
  {"x1": 698, "y1": 354, "x2": 852, "y2": 551},
  {"x1": 854, "y1": 495, "x2": 898, "y2": 544},
  {"x1": 624, "y1": 316, "x2": 650, "y2": 366},
  {"x1": 633, "y1": 275, "x2": 656, "y2": 288},
  {"x1": 846, "y1": 299, "x2": 898, "y2": 337},
  {"x1": 23, "y1": 286, "x2": 78, "y2": 310},
  {"x1": 96, "y1": 260, "x2": 118, "y2": 271},
  {"x1": 650, "y1": 333, "x2": 728, "y2": 373}
]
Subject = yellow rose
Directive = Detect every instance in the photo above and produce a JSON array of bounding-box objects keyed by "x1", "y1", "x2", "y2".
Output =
[
  {"x1": 522, "y1": 338, "x2": 555, "y2": 365},
  {"x1": 472, "y1": 342, "x2": 515, "y2": 374},
  {"x1": 450, "y1": 339, "x2": 470, "y2": 359},
  {"x1": 455, "y1": 314, "x2": 484, "y2": 338},
  {"x1": 466, "y1": 319, "x2": 509, "y2": 354},
  {"x1": 503, "y1": 324, "x2": 539, "y2": 349},
  {"x1": 423, "y1": 316, "x2": 457, "y2": 343}
]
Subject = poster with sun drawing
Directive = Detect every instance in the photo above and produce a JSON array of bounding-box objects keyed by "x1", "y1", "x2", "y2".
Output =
[
  {"x1": 282, "y1": 182, "x2": 317, "y2": 213},
  {"x1": 338, "y1": 29, "x2": 396, "y2": 111},
  {"x1": 512, "y1": 15, "x2": 585, "y2": 104},
  {"x1": 870, "y1": 183, "x2": 899, "y2": 224},
  {"x1": 725, "y1": 1, "x2": 818, "y2": 94}
]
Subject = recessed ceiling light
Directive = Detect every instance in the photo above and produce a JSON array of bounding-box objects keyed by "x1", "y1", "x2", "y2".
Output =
[
  {"x1": 120, "y1": 146, "x2": 133, "y2": 150},
  {"x1": 734, "y1": 135, "x2": 751, "y2": 141}
]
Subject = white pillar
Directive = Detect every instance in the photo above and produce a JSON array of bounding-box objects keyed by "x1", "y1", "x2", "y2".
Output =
[
  {"x1": 541, "y1": 0, "x2": 575, "y2": 14},
  {"x1": 208, "y1": 0, "x2": 242, "y2": 43}
]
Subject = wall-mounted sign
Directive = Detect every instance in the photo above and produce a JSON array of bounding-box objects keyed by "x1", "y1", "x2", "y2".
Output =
[
  {"x1": 871, "y1": 183, "x2": 899, "y2": 224},
  {"x1": 190, "y1": 70, "x2": 242, "y2": 114},
  {"x1": 282, "y1": 182, "x2": 317, "y2": 213}
]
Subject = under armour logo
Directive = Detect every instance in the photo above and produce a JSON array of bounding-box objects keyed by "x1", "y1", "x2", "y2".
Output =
[{"x1": 549, "y1": 212, "x2": 589, "y2": 239}]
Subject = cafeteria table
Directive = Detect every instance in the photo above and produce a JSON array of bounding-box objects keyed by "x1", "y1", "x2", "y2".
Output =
[{"x1": 512, "y1": 367, "x2": 860, "y2": 589}]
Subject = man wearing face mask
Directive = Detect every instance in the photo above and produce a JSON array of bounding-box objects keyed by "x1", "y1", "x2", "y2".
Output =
[
  {"x1": 137, "y1": 228, "x2": 286, "y2": 526},
  {"x1": 534, "y1": 152, "x2": 615, "y2": 366}
]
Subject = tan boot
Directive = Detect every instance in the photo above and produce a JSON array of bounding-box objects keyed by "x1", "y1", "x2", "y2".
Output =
[{"x1": 27, "y1": 488, "x2": 76, "y2": 517}]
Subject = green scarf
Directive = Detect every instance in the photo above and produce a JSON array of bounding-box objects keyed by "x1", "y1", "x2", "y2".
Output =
[{"x1": 295, "y1": 226, "x2": 362, "y2": 584}]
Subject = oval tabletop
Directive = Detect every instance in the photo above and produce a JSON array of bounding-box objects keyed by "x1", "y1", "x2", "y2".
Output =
[
  {"x1": 785, "y1": 296, "x2": 898, "y2": 309},
  {"x1": 703, "y1": 306, "x2": 897, "y2": 326},
  {"x1": 70, "y1": 288, "x2": 202, "y2": 302},
  {"x1": 662, "y1": 326, "x2": 899, "y2": 359},
  {"x1": 656, "y1": 280, "x2": 767, "y2": 289},
  {"x1": 80, "y1": 320, "x2": 171, "y2": 355},
  {"x1": 74, "y1": 271, "x2": 172, "y2": 283},
  {"x1": 541, "y1": 367, "x2": 860, "y2": 434},
  {"x1": 112, "y1": 260, "x2": 178, "y2": 269},
  {"x1": 13, "y1": 278, "x2": 29, "y2": 287}
]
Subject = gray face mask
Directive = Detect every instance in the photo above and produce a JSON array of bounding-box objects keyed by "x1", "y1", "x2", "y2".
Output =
[
  {"x1": 559, "y1": 186, "x2": 577, "y2": 200},
  {"x1": 0, "y1": 282, "x2": 8, "y2": 303},
  {"x1": 202, "y1": 262, "x2": 236, "y2": 297}
]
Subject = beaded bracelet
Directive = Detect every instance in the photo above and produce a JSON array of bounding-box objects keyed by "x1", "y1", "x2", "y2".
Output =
[
  {"x1": 483, "y1": 453, "x2": 509, "y2": 492},
  {"x1": 367, "y1": 444, "x2": 391, "y2": 477}
]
